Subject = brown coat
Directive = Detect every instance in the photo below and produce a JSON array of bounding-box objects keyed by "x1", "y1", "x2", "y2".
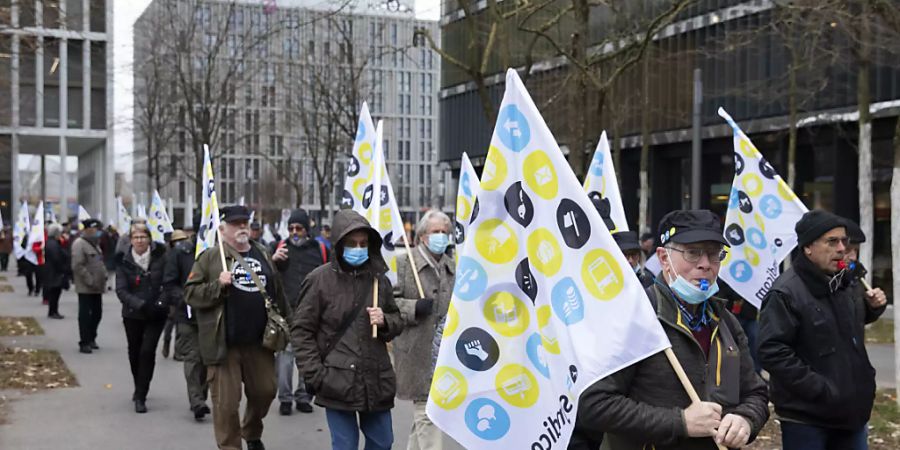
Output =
[{"x1": 291, "y1": 210, "x2": 403, "y2": 412}]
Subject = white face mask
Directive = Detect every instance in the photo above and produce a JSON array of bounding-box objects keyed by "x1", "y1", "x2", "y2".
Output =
[{"x1": 664, "y1": 248, "x2": 719, "y2": 304}]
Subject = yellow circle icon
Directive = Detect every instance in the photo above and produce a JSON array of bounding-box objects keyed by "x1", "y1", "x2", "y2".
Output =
[
  {"x1": 581, "y1": 249, "x2": 625, "y2": 301},
  {"x1": 457, "y1": 197, "x2": 471, "y2": 222},
  {"x1": 443, "y1": 301, "x2": 460, "y2": 337},
  {"x1": 352, "y1": 179, "x2": 367, "y2": 200},
  {"x1": 743, "y1": 246, "x2": 760, "y2": 267},
  {"x1": 379, "y1": 208, "x2": 392, "y2": 231},
  {"x1": 483, "y1": 291, "x2": 530, "y2": 337},
  {"x1": 495, "y1": 364, "x2": 540, "y2": 408},
  {"x1": 777, "y1": 178, "x2": 798, "y2": 201},
  {"x1": 430, "y1": 366, "x2": 467, "y2": 410},
  {"x1": 388, "y1": 255, "x2": 397, "y2": 274},
  {"x1": 742, "y1": 173, "x2": 763, "y2": 197},
  {"x1": 358, "y1": 142, "x2": 373, "y2": 165},
  {"x1": 527, "y1": 228, "x2": 562, "y2": 277},
  {"x1": 537, "y1": 305, "x2": 560, "y2": 355},
  {"x1": 523, "y1": 150, "x2": 558, "y2": 200},
  {"x1": 481, "y1": 146, "x2": 508, "y2": 191},
  {"x1": 739, "y1": 138, "x2": 759, "y2": 158},
  {"x1": 475, "y1": 219, "x2": 518, "y2": 265}
]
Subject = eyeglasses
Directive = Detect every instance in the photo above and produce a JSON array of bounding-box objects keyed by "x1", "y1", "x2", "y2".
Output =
[
  {"x1": 667, "y1": 246, "x2": 727, "y2": 264},
  {"x1": 819, "y1": 236, "x2": 849, "y2": 248}
]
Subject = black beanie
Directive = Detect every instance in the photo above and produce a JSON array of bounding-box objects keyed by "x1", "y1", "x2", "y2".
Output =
[
  {"x1": 796, "y1": 210, "x2": 846, "y2": 248},
  {"x1": 288, "y1": 209, "x2": 311, "y2": 232},
  {"x1": 844, "y1": 218, "x2": 866, "y2": 244}
]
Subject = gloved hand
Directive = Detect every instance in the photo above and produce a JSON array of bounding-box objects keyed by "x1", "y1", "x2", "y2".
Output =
[{"x1": 415, "y1": 298, "x2": 435, "y2": 319}]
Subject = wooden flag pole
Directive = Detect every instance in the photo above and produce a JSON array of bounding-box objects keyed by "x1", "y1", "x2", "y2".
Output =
[
  {"x1": 663, "y1": 348, "x2": 727, "y2": 450},
  {"x1": 372, "y1": 278, "x2": 380, "y2": 338},
  {"x1": 216, "y1": 228, "x2": 227, "y2": 271},
  {"x1": 399, "y1": 231, "x2": 425, "y2": 299}
]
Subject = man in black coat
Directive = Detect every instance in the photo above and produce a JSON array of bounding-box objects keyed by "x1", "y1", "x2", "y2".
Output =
[
  {"x1": 612, "y1": 231, "x2": 655, "y2": 288},
  {"x1": 271, "y1": 209, "x2": 329, "y2": 416},
  {"x1": 759, "y1": 210, "x2": 887, "y2": 450}
]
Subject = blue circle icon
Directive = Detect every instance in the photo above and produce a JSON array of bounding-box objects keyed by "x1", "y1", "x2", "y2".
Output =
[
  {"x1": 355, "y1": 121, "x2": 366, "y2": 142},
  {"x1": 454, "y1": 257, "x2": 489, "y2": 302},
  {"x1": 746, "y1": 227, "x2": 766, "y2": 250},
  {"x1": 550, "y1": 277, "x2": 584, "y2": 325},
  {"x1": 589, "y1": 151, "x2": 604, "y2": 177},
  {"x1": 497, "y1": 105, "x2": 531, "y2": 152},
  {"x1": 462, "y1": 172, "x2": 472, "y2": 197},
  {"x1": 465, "y1": 398, "x2": 511, "y2": 441},
  {"x1": 730, "y1": 260, "x2": 752, "y2": 283},
  {"x1": 728, "y1": 188, "x2": 740, "y2": 209},
  {"x1": 759, "y1": 195, "x2": 783, "y2": 219},
  {"x1": 526, "y1": 333, "x2": 550, "y2": 379}
]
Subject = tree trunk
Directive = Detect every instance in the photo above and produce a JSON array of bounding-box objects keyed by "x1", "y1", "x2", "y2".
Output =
[
  {"x1": 787, "y1": 62, "x2": 798, "y2": 190},
  {"x1": 638, "y1": 54, "x2": 651, "y2": 234},
  {"x1": 891, "y1": 115, "x2": 900, "y2": 407},
  {"x1": 857, "y1": 7, "x2": 873, "y2": 284}
]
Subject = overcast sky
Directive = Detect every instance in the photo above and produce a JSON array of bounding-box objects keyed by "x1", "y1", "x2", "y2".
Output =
[{"x1": 112, "y1": 0, "x2": 440, "y2": 181}]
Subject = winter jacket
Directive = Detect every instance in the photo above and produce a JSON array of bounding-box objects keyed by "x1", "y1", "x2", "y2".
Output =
[
  {"x1": 163, "y1": 238, "x2": 198, "y2": 323},
  {"x1": 759, "y1": 253, "x2": 885, "y2": 430},
  {"x1": 392, "y1": 245, "x2": 454, "y2": 402},
  {"x1": 273, "y1": 237, "x2": 329, "y2": 313},
  {"x1": 116, "y1": 244, "x2": 168, "y2": 321},
  {"x1": 184, "y1": 240, "x2": 288, "y2": 366},
  {"x1": 71, "y1": 236, "x2": 108, "y2": 294},
  {"x1": 573, "y1": 282, "x2": 769, "y2": 449},
  {"x1": 291, "y1": 209, "x2": 403, "y2": 412},
  {"x1": 43, "y1": 238, "x2": 71, "y2": 289}
]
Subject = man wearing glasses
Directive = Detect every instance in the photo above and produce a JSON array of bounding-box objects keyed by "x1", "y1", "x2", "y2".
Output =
[
  {"x1": 572, "y1": 209, "x2": 768, "y2": 450},
  {"x1": 759, "y1": 210, "x2": 887, "y2": 450}
]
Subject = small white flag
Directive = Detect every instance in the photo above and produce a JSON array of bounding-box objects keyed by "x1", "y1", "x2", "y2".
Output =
[
  {"x1": 195, "y1": 144, "x2": 222, "y2": 258},
  {"x1": 149, "y1": 190, "x2": 175, "y2": 244},
  {"x1": 454, "y1": 152, "x2": 480, "y2": 264},
  {"x1": 584, "y1": 131, "x2": 628, "y2": 233},
  {"x1": 13, "y1": 201, "x2": 31, "y2": 260},
  {"x1": 26, "y1": 202, "x2": 45, "y2": 265},
  {"x1": 117, "y1": 197, "x2": 133, "y2": 233}
]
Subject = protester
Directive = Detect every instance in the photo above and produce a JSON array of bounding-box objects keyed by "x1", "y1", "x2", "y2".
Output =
[
  {"x1": 612, "y1": 230, "x2": 654, "y2": 288},
  {"x1": 185, "y1": 205, "x2": 288, "y2": 450},
  {"x1": 393, "y1": 210, "x2": 454, "y2": 450},
  {"x1": 250, "y1": 222, "x2": 263, "y2": 243},
  {"x1": 43, "y1": 223, "x2": 71, "y2": 319},
  {"x1": 572, "y1": 210, "x2": 768, "y2": 449},
  {"x1": 18, "y1": 252, "x2": 40, "y2": 296},
  {"x1": 639, "y1": 232, "x2": 655, "y2": 258},
  {"x1": 292, "y1": 209, "x2": 403, "y2": 450},
  {"x1": 759, "y1": 210, "x2": 887, "y2": 450},
  {"x1": 159, "y1": 229, "x2": 179, "y2": 360},
  {"x1": 102, "y1": 225, "x2": 119, "y2": 291},
  {"x1": 316, "y1": 225, "x2": 332, "y2": 251},
  {"x1": 116, "y1": 222, "x2": 169, "y2": 413},
  {"x1": 71, "y1": 218, "x2": 108, "y2": 354},
  {"x1": 164, "y1": 227, "x2": 210, "y2": 420},
  {"x1": 271, "y1": 209, "x2": 328, "y2": 416},
  {"x1": 0, "y1": 225, "x2": 13, "y2": 271},
  {"x1": 720, "y1": 281, "x2": 760, "y2": 373}
]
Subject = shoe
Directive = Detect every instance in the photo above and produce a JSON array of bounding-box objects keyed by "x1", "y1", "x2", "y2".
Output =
[
  {"x1": 79, "y1": 344, "x2": 93, "y2": 354},
  {"x1": 90, "y1": 341, "x2": 99, "y2": 350},
  {"x1": 246, "y1": 440, "x2": 265, "y2": 450},
  {"x1": 48, "y1": 313, "x2": 64, "y2": 319},
  {"x1": 296, "y1": 401, "x2": 313, "y2": 413},
  {"x1": 279, "y1": 402, "x2": 292, "y2": 416},
  {"x1": 193, "y1": 404, "x2": 210, "y2": 421},
  {"x1": 134, "y1": 399, "x2": 148, "y2": 413}
]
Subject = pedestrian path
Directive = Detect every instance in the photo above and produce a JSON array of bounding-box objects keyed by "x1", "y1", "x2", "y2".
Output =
[{"x1": 0, "y1": 266, "x2": 463, "y2": 449}]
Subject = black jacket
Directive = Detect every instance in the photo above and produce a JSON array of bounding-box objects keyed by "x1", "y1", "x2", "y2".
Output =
[
  {"x1": 274, "y1": 238, "x2": 329, "y2": 313},
  {"x1": 163, "y1": 238, "x2": 197, "y2": 323},
  {"x1": 116, "y1": 244, "x2": 168, "y2": 321},
  {"x1": 43, "y1": 238, "x2": 71, "y2": 289},
  {"x1": 759, "y1": 254, "x2": 885, "y2": 430}
]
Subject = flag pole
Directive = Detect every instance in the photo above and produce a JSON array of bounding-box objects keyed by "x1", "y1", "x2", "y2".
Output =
[
  {"x1": 400, "y1": 231, "x2": 425, "y2": 299},
  {"x1": 216, "y1": 227, "x2": 227, "y2": 271},
  {"x1": 663, "y1": 348, "x2": 727, "y2": 450},
  {"x1": 372, "y1": 278, "x2": 379, "y2": 338}
]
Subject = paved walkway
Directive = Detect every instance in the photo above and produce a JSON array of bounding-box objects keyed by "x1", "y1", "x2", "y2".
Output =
[{"x1": 0, "y1": 265, "x2": 464, "y2": 450}]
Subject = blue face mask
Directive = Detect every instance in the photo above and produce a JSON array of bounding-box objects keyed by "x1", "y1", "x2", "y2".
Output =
[
  {"x1": 426, "y1": 233, "x2": 449, "y2": 255},
  {"x1": 665, "y1": 249, "x2": 719, "y2": 304},
  {"x1": 342, "y1": 247, "x2": 369, "y2": 267}
]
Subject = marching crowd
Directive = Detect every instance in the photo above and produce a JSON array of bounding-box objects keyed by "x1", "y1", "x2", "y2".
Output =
[{"x1": 0, "y1": 203, "x2": 889, "y2": 450}]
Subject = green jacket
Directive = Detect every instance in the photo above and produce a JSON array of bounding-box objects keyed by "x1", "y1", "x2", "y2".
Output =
[{"x1": 185, "y1": 240, "x2": 288, "y2": 366}]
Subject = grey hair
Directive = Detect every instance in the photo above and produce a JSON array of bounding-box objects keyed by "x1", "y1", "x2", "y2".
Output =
[
  {"x1": 415, "y1": 209, "x2": 452, "y2": 239},
  {"x1": 47, "y1": 223, "x2": 63, "y2": 238},
  {"x1": 130, "y1": 222, "x2": 151, "y2": 238}
]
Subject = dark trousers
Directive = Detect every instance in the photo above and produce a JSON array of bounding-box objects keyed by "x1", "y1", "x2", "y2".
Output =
[
  {"x1": 78, "y1": 294, "x2": 103, "y2": 346},
  {"x1": 45, "y1": 287, "x2": 62, "y2": 316},
  {"x1": 22, "y1": 263, "x2": 41, "y2": 295},
  {"x1": 162, "y1": 318, "x2": 175, "y2": 354},
  {"x1": 123, "y1": 317, "x2": 166, "y2": 401},
  {"x1": 175, "y1": 322, "x2": 208, "y2": 409},
  {"x1": 781, "y1": 421, "x2": 867, "y2": 450},
  {"x1": 0, "y1": 253, "x2": 9, "y2": 270}
]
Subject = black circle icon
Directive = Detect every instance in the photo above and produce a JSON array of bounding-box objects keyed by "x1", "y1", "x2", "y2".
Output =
[
  {"x1": 725, "y1": 223, "x2": 745, "y2": 246},
  {"x1": 454, "y1": 221, "x2": 465, "y2": 245},
  {"x1": 734, "y1": 153, "x2": 745, "y2": 176},
  {"x1": 341, "y1": 190, "x2": 354, "y2": 209},
  {"x1": 515, "y1": 258, "x2": 538, "y2": 303},
  {"x1": 759, "y1": 159, "x2": 776, "y2": 179},
  {"x1": 347, "y1": 156, "x2": 360, "y2": 177},
  {"x1": 455, "y1": 328, "x2": 500, "y2": 372},
  {"x1": 737, "y1": 190, "x2": 753, "y2": 214},
  {"x1": 556, "y1": 199, "x2": 591, "y2": 249},
  {"x1": 504, "y1": 182, "x2": 534, "y2": 228}
]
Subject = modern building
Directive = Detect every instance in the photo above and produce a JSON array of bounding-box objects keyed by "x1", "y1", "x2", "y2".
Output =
[
  {"x1": 133, "y1": 0, "x2": 443, "y2": 227},
  {"x1": 0, "y1": 0, "x2": 114, "y2": 223},
  {"x1": 438, "y1": 0, "x2": 900, "y2": 289}
]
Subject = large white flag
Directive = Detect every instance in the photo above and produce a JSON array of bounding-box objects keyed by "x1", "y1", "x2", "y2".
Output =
[
  {"x1": 77, "y1": 205, "x2": 91, "y2": 231},
  {"x1": 117, "y1": 197, "x2": 133, "y2": 233},
  {"x1": 149, "y1": 190, "x2": 175, "y2": 244},
  {"x1": 26, "y1": 202, "x2": 45, "y2": 265},
  {"x1": 195, "y1": 144, "x2": 222, "y2": 258},
  {"x1": 12, "y1": 201, "x2": 30, "y2": 260},
  {"x1": 341, "y1": 102, "x2": 376, "y2": 213},
  {"x1": 584, "y1": 131, "x2": 628, "y2": 233},
  {"x1": 718, "y1": 108, "x2": 808, "y2": 308},
  {"x1": 362, "y1": 120, "x2": 407, "y2": 284},
  {"x1": 427, "y1": 69, "x2": 669, "y2": 449},
  {"x1": 454, "y1": 152, "x2": 480, "y2": 263}
]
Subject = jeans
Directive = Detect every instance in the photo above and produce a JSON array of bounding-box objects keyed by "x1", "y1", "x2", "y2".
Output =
[
  {"x1": 781, "y1": 421, "x2": 867, "y2": 450},
  {"x1": 78, "y1": 294, "x2": 103, "y2": 346},
  {"x1": 737, "y1": 316, "x2": 760, "y2": 373},
  {"x1": 123, "y1": 317, "x2": 166, "y2": 401},
  {"x1": 325, "y1": 408, "x2": 393, "y2": 450},
  {"x1": 277, "y1": 343, "x2": 310, "y2": 404}
]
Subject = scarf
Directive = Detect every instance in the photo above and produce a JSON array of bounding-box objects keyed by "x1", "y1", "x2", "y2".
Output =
[{"x1": 132, "y1": 247, "x2": 150, "y2": 272}]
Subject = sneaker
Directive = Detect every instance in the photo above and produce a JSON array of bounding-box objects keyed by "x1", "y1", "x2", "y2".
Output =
[
  {"x1": 79, "y1": 344, "x2": 93, "y2": 354},
  {"x1": 48, "y1": 313, "x2": 65, "y2": 319},
  {"x1": 296, "y1": 401, "x2": 313, "y2": 413},
  {"x1": 246, "y1": 440, "x2": 266, "y2": 450},
  {"x1": 279, "y1": 402, "x2": 292, "y2": 416},
  {"x1": 193, "y1": 404, "x2": 210, "y2": 421}
]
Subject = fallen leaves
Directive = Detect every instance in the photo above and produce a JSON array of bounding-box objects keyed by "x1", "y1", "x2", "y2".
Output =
[
  {"x1": 0, "y1": 316, "x2": 44, "y2": 336},
  {"x1": 0, "y1": 346, "x2": 78, "y2": 391}
]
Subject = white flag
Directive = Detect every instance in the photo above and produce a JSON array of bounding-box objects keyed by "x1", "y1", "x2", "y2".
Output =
[
  {"x1": 454, "y1": 152, "x2": 480, "y2": 263},
  {"x1": 262, "y1": 224, "x2": 276, "y2": 245},
  {"x1": 238, "y1": 196, "x2": 245, "y2": 206},
  {"x1": 278, "y1": 209, "x2": 290, "y2": 240},
  {"x1": 195, "y1": 144, "x2": 222, "y2": 258},
  {"x1": 46, "y1": 206, "x2": 58, "y2": 224},
  {"x1": 718, "y1": 108, "x2": 808, "y2": 308},
  {"x1": 584, "y1": 131, "x2": 628, "y2": 233},
  {"x1": 117, "y1": 197, "x2": 133, "y2": 233},
  {"x1": 136, "y1": 204, "x2": 147, "y2": 220},
  {"x1": 149, "y1": 190, "x2": 175, "y2": 244},
  {"x1": 13, "y1": 201, "x2": 30, "y2": 260},
  {"x1": 427, "y1": 69, "x2": 669, "y2": 449},
  {"x1": 77, "y1": 205, "x2": 91, "y2": 231},
  {"x1": 26, "y1": 202, "x2": 45, "y2": 265},
  {"x1": 341, "y1": 102, "x2": 376, "y2": 213}
]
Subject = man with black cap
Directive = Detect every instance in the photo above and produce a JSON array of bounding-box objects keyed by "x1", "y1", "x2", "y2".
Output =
[
  {"x1": 759, "y1": 210, "x2": 887, "y2": 450},
  {"x1": 250, "y1": 222, "x2": 263, "y2": 243},
  {"x1": 185, "y1": 205, "x2": 289, "y2": 450},
  {"x1": 572, "y1": 209, "x2": 768, "y2": 450},
  {"x1": 71, "y1": 218, "x2": 109, "y2": 354},
  {"x1": 271, "y1": 208, "x2": 328, "y2": 416},
  {"x1": 612, "y1": 230, "x2": 654, "y2": 288}
]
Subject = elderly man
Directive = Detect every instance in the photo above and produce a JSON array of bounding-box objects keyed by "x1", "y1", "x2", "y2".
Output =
[
  {"x1": 572, "y1": 210, "x2": 768, "y2": 450},
  {"x1": 185, "y1": 205, "x2": 289, "y2": 450},
  {"x1": 393, "y1": 210, "x2": 454, "y2": 450},
  {"x1": 612, "y1": 230, "x2": 654, "y2": 288},
  {"x1": 759, "y1": 210, "x2": 887, "y2": 450},
  {"x1": 71, "y1": 218, "x2": 108, "y2": 354}
]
